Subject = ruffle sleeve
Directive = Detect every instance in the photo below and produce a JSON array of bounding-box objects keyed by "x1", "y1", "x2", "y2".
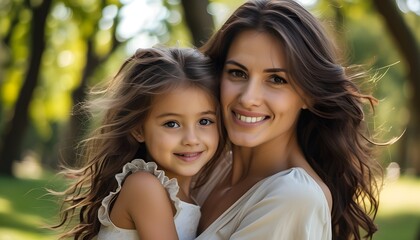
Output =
[{"x1": 98, "y1": 159, "x2": 181, "y2": 226}]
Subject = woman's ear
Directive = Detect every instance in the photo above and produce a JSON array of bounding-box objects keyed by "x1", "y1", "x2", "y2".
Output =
[
  {"x1": 132, "y1": 129, "x2": 145, "y2": 142},
  {"x1": 302, "y1": 98, "x2": 312, "y2": 110}
]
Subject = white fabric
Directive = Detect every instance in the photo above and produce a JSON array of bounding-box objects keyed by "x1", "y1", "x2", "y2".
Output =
[
  {"x1": 195, "y1": 162, "x2": 332, "y2": 240},
  {"x1": 96, "y1": 159, "x2": 200, "y2": 240}
]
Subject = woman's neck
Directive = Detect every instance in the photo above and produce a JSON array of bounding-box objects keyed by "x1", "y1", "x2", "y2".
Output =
[{"x1": 230, "y1": 135, "x2": 305, "y2": 185}]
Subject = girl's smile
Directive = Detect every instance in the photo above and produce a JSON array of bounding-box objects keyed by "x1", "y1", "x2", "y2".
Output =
[{"x1": 139, "y1": 85, "x2": 219, "y2": 180}]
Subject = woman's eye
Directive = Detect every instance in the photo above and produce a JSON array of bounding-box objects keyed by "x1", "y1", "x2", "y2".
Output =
[
  {"x1": 163, "y1": 121, "x2": 180, "y2": 128},
  {"x1": 199, "y1": 118, "x2": 214, "y2": 126},
  {"x1": 228, "y1": 69, "x2": 247, "y2": 79},
  {"x1": 270, "y1": 75, "x2": 288, "y2": 84}
]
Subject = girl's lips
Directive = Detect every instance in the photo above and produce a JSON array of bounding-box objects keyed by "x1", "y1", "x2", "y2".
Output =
[{"x1": 174, "y1": 152, "x2": 203, "y2": 162}]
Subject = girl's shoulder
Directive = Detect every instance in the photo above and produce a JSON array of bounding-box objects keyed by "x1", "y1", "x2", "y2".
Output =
[
  {"x1": 122, "y1": 171, "x2": 171, "y2": 201},
  {"x1": 98, "y1": 159, "x2": 181, "y2": 227},
  {"x1": 111, "y1": 158, "x2": 180, "y2": 205},
  {"x1": 117, "y1": 159, "x2": 180, "y2": 194}
]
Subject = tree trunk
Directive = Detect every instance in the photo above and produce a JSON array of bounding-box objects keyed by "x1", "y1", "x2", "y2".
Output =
[
  {"x1": 58, "y1": 1, "x2": 121, "y2": 168},
  {"x1": 372, "y1": 0, "x2": 420, "y2": 176},
  {"x1": 180, "y1": 0, "x2": 214, "y2": 47},
  {"x1": 0, "y1": 0, "x2": 52, "y2": 176},
  {"x1": 59, "y1": 39, "x2": 99, "y2": 167}
]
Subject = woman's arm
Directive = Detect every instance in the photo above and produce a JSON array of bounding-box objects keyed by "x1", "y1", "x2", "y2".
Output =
[{"x1": 110, "y1": 171, "x2": 179, "y2": 240}]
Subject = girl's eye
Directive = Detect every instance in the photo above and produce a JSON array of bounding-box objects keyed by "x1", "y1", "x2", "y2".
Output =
[
  {"x1": 228, "y1": 69, "x2": 247, "y2": 79},
  {"x1": 270, "y1": 75, "x2": 288, "y2": 84},
  {"x1": 163, "y1": 121, "x2": 180, "y2": 128},
  {"x1": 199, "y1": 118, "x2": 214, "y2": 126}
]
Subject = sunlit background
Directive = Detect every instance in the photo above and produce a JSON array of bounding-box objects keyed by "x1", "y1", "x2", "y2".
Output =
[{"x1": 0, "y1": 0, "x2": 419, "y2": 239}]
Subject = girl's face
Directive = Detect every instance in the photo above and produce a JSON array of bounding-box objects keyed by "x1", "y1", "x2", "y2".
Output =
[
  {"x1": 138, "y1": 85, "x2": 219, "y2": 180},
  {"x1": 221, "y1": 30, "x2": 307, "y2": 148}
]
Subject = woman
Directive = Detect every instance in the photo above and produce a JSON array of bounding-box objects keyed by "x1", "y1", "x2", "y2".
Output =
[{"x1": 194, "y1": 0, "x2": 384, "y2": 239}]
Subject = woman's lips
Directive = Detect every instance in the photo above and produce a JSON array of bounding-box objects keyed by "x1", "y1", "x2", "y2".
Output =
[
  {"x1": 234, "y1": 112, "x2": 266, "y2": 123},
  {"x1": 232, "y1": 110, "x2": 269, "y2": 125}
]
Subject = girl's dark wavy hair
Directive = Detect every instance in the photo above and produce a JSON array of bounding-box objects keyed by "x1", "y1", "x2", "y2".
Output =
[
  {"x1": 51, "y1": 46, "x2": 226, "y2": 239},
  {"x1": 200, "y1": 0, "x2": 385, "y2": 239}
]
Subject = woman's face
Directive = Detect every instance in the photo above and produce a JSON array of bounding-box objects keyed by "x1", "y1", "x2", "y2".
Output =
[{"x1": 221, "y1": 30, "x2": 307, "y2": 148}]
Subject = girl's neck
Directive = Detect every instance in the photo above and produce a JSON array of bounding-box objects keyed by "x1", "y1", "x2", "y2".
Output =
[
  {"x1": 174, "y1": 175, "x2": 195, "y2": 204},
  {"x1": 157, "y1": 164, "x2": 195, "y2": 203}
]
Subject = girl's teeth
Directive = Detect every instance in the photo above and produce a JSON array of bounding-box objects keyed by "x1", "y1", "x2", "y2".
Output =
[{"x1": 236, "y1": 113, "x2": 265, "y2": 123}]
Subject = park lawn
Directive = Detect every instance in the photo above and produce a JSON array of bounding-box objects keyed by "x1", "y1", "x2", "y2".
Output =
[
  {"x1": 0, "y1": 173, "x2": 419, "y2": 240},
  {"x1": 0, "y1": 173, "x2": 65, "y2": 240},
  {"x1": 373, "y1": 176, "x2": 420, "y2": 240}
]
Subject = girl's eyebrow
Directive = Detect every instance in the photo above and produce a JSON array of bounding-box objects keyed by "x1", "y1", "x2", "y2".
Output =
[
  {"x1": 225, "y1": 60, "x2": 287, "y2": 73},
  {"x1": 156, "y1": 110, "x2": 217, "y2": 119}
]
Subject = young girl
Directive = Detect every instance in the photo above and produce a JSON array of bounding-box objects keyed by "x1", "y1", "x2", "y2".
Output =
[{"x1": 53, "y1": 46, "x2": 226, "y2": 240}]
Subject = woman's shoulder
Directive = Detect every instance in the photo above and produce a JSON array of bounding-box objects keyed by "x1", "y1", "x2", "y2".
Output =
[{"x1": 260, "y1": 167, "x2": 330, "y2": 209}]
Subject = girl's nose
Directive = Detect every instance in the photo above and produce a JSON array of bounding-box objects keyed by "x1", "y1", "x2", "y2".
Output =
[{"x1": 181, "y1": 127, "x2": 200, "y2": 146}]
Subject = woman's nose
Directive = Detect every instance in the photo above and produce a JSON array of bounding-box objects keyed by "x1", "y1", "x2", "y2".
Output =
[{"x1": 239, "y1": 78, "x2": 263, "y2": 108}]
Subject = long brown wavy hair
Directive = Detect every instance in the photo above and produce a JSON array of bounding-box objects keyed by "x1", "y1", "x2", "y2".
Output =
[
  {"x1": 200, "y1": 0, "x2": 386, "y2": 239},
  {"x1": 51, "y1": 46, "x2": 226, "y2": 239}
]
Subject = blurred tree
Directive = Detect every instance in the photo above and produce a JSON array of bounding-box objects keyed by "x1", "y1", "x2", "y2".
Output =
[
  {"x1": 0, "y1": 0, "x2": 216, "y2": 175},
  {"x1": 0, "y1": 1, "x2": 22, "y2": 84},
  {"x1": 313, "y1": 0, "x2": 415, "y2": 173},
  {"x1": 0, "y1": 0, "x2": 52, "y2": 176},
  {"x1": 372, "y1": 0, "x2": 420, "y2": 176},
  {"x1": 58, "y1": 0, "x2": 123, "y2": 168},
  {"x1": 180, "y1": 0, "x2": 214, "y2": 47}
]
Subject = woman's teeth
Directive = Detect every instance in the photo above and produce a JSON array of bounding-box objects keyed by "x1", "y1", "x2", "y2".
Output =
[{"x1": 235, "y1": 113, "x2": 265, "y2": 123}]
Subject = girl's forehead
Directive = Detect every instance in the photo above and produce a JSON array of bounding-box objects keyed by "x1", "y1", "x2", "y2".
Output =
[{"x1": 151, "y1": 84, "x2": 215, "y2": 104}]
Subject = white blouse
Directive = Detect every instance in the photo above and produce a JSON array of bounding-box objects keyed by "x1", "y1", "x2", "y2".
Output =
[{"x1": 194, "y1": 156, "x2": 332, "y2": 240}]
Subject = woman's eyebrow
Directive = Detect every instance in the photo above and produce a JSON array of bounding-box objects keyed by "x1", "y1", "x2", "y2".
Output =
[
  {"x1": 225, "y1": 60, "x2": 287, "y2": 73},
  {"x1": 225, "y1": 60, "x2": 248, "y2": 71},
  {"x1": 264, "y1": 68, "x2": 287, "y2": 73}
]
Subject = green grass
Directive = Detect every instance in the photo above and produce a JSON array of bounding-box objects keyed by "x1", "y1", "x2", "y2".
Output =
[
  {"x1": 0, "y1": 173, "x2": 419, "y2": 239},
  {"x1": 0, "y1": 173, "x2": 64, "y2": 240},
  {"x1": 373, "y1": 177, "x2": 420, "y2": 240}
]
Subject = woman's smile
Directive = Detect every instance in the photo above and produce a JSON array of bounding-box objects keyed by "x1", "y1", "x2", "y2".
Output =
[{"x1": 221, "y1": 30, "x2": 306, "y2": 148}]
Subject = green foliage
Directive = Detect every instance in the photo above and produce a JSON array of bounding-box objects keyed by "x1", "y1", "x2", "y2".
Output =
[
  {"x1": 311, "y1": 1, "x2": 412, "y2": 167},
  {"x1": 344, "y1": 4, "x2": 410, "y2": 166}
]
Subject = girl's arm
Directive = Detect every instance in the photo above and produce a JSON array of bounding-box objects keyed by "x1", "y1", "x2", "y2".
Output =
[{"x1": 110, "y1": 171, "x2": 179, "y2": 240}]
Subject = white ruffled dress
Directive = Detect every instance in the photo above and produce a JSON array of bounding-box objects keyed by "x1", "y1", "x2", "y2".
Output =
[{"x1": 95, "y1": 159, "x2": 201, "y2": 240}]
